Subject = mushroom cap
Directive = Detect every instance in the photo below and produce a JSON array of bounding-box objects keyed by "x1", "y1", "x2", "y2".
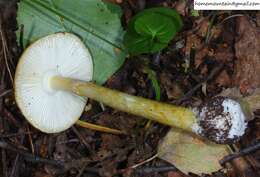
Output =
[
  {"x1": 15, "y1": 33, "x2": 93, "y2": 133},
  {"x1": 194, "y1": 96, "x2": 247, "y2": 144}
]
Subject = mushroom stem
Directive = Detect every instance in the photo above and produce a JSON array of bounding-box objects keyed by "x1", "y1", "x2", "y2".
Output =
[{"x1": 50, "y1": 76, "x2": 198, "y2": 133}]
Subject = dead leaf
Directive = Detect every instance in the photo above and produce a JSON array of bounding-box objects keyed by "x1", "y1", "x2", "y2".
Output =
[
  {"x1": 34, "y1": 170, "x2": 54, "y2": 177},
  {"x1": 233, "y1": 16, "x2": 260, "y2": 94},
  {"x1": 160, "y1": 72, "x2": 184, "y2": 100},
  {"x1": 185, "y1": 34, "x2": 203, "y2": 57},
  {"x1": 230, "y1": 157, "x2": 258, "y2": 177},
  {"x1": 174, "y1": 0, "x2": 186, "y2": 16},
  {"x1": 215, "y1": 70, "x2": 231, "y2": 87},
  {"x1": 195, "y1": 46, "x2": 209, "y2": 68},
  {"x1": 256, "y1": 12, "x2": 260, "y2": 27},
  {"x1": 168, "y1": 171, "x2": 186, "y2": 177},
  {"x1": 214, "y1": 44, "x2": 234, "y2": 63},
  {"x1": 158, "y1": 129, "x2": 231, "y2": 175},
  {"x1": 197, "y1": 19, "x2": 209, "y2": 37}
]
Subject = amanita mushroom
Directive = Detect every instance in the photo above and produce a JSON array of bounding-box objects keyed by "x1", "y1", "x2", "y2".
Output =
[
  {"x1": 15, "y1": 33, "x2": 247, "y2": 143},
  {"x1": 15, "y1": 33, "x2": 122, "y2": 135}
]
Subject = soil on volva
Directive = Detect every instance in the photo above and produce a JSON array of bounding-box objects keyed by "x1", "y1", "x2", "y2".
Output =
[{"x1": 0, "y1": 0, "x2": 260, "y2": 177}]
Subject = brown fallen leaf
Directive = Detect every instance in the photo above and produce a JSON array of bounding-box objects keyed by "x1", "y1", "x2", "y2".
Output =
[
  {"x1": 158, "y1": 129, "x2": 231, "y2": 175},
  {"x1": 174, "y1": 0, "x2": 187, "y2": 16},
  {"x1": 160, "y1": 72, "x2": 184, "y2": 100},
  {"x1": 168, "y1": 171, "x2": 187, "y2": 177},
  {"x1": 197, "y1": 19, "x2": 210, "y2": 37},
  {"x1": 34, "y1": 170, "x2": 54, "y2": 177},
  {"x1": 215, "y1": 70, "x2": 231, "y2": 87},
  {"x1": 214, "y1": 43, "x2": 234, "y2": 63},
  {"x1": 233, "y1": 16, "x2": 260, "y2": 94},
  {"x1": 185, "y1": 34, "x2": 203, "y2": 58}
]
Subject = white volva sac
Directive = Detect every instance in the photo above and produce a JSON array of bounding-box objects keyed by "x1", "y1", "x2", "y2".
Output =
[
  {"x1": 192, "y1": 97, "x2": 247, "y2": 143},
  {"x1": 222, "y1": 99, "x2": 247, "y2": 139},
  {"x1": 15, "y1": 33, "x2": 93, "y2": 133}
]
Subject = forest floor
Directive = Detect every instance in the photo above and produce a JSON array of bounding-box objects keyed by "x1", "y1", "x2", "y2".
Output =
[{"x1": 0, "y1": 0, "x2": 260, "y2": 177}]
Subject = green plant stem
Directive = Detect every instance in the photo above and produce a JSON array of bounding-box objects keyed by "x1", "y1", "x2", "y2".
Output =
[{"x1": 50, "y1": 76, "x2": 198, "y2": 133}]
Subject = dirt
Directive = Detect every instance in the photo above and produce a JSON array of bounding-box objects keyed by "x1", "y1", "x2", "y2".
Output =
[{"x1": 0, "y1": 1, "x2": 260, "y2": 177}]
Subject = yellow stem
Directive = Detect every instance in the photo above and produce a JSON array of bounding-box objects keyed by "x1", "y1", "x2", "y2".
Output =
[
  {"x1": 50, "y1": 76, "x2": 197, "y2": 133},
  {"x1": 75, "y1": 120, "x2": 125, "y2": 135}
]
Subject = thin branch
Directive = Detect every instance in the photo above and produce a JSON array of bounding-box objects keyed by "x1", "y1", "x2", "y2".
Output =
[
  {"x1": 0, "y1": 140, "x2": 64, "y2": 168},
  {"x1": 0, "y1": 21, "x2": 13, "y2": 84},
  {"x1": 135, "y1": 165, "x2": 177, "y2": 174},
  {"x1": 220, "y1": 142, "x2": 260, "y2": 166},
  {"x1": 174, "y1": 63, "x2": 224, "y2": 104}
]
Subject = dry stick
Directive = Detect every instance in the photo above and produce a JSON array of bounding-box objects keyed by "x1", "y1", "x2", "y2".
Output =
[
  {"x1": 71, "y1": 126, "x2": 93, "y2": 155},
  {"x1": 76, "y1": 161, "x2": 89, "y2": 177},
  {"x1": 26, "y1": 125, "x2": 35, "y2": 155},
  {"x1": 0, "y1": 89, "x2": 12, "y2": 98},
  {"x1": 0, "y1": 20, "x2": 13, "y2": 84},
  {"x1": 130, "y1": 154, "x2": 158, "y2": 169},
  {"x1": 1, "y1": 148, "x2": 7, "y2": 177},
  {"x1": 76, "y1": 120, "x2": 126, "y2": 135},
  {"x1": 118, "y1": 154, "x2": 159, "y2": 175},
  {"x1": 135, "y1": 166, "x2": 177, "y2": 174},
  {"x1": 10, "y1": 153, "x2": 20, "y2": 177},
  {"x1": 0, "y1": 132, "x2": 32, "y2": 138},
  {"x1": 174, "y1": 63, "x2": 224, "y2": 104},
  {"x1": 2, "y1": 108, "x2": 21, "y2": 128},
  {"x1": 10, "y1": 128, "x2": 26, "y2": 177},
  {"x1": 220, "y1": 142, "x2": 260, "y2": 166},
  {"x1": 0, "y1": 141, "x2": 64, "y2": 168},
  {"x1": 56, "y1": 158, "x2": 91, "y2": 175}
]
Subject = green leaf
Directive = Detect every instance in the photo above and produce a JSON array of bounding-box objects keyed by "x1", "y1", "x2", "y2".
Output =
[
  {"x1": 17, "y1": 0, "x2": 126, "y2": 84},
  {"x1": 158, "y1": 129, "x2": 231, "y2": 174},
  {"x1": 124, "y1": 32, "x2": 152, "y2": 55},
  {"x1": 123, "y1": 7, "x2": 183, "y2": 56},
  {"x1": 134, "y1": 13, "x2": 177, "y2": 43},
  {"x1": 143, "y1": 7, "x2": 183, "y2": 31}
]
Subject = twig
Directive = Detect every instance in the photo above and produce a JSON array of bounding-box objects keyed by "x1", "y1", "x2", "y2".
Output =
[
  {"x1": 10, "y1": 128, "x2": 26, "y2": 177},
  {"x1": 129, "y1": 153, "x2": 158, "y2": 169},
  {"x1": 1, "y1": 108, "x2": 21, "y2": 128},
  {"x1": 1, "y1": 149, "x2": 7, "y2": 177},
  {"x1": 119, "y1": 154, "x2": 158, "y2": 173},
  {"x1": 10, "y1": 154, "x2": 19, "y2": 177},
  {"x1": 0, "y1": 140, "x2": 64, "y2": 168},
  {"x1": 218, "y1": 14, "x2": 244, "y2": 25},
  {"x1": 26, "y1": 125, "x2": 35, "y2": 154},
  {"x1": 0, "y1": 131, "x2": 32, "y2": 138},
  {"x1": 0, "y1": 89, "x2": 12, "y2": 98},
  {"x1": 57, "y1": 157, "x2": 91, "y2": 175},
  {"x1": 135, "y1": 165, "x2": 177, "y2": 174},
  {"x1": 220, "y1": 142, "x2": 260, "y2": 166},
  {"x1": 175, "y1": 63, "x2": 224, "y2": 104},
  {"x1": 75, "y1": 161, "x2": 89, "y2": 177},
  {"x1": 0, "y1": 19, "x2": 13, "y2": 84},
  {"x1": 76, "y1": 120, "x2": 126, "y2": 135},
  {"x1": 71, "y1": 126, "x2": 93, "y2": 155}
]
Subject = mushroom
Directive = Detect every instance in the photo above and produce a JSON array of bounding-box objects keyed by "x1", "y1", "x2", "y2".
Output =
[
  {"x1": 15, "y1": 33, "x2": 123, "y2": 135},
  {"x1": 15, "y1": 33, "x2": 248, "y2": 143}
]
